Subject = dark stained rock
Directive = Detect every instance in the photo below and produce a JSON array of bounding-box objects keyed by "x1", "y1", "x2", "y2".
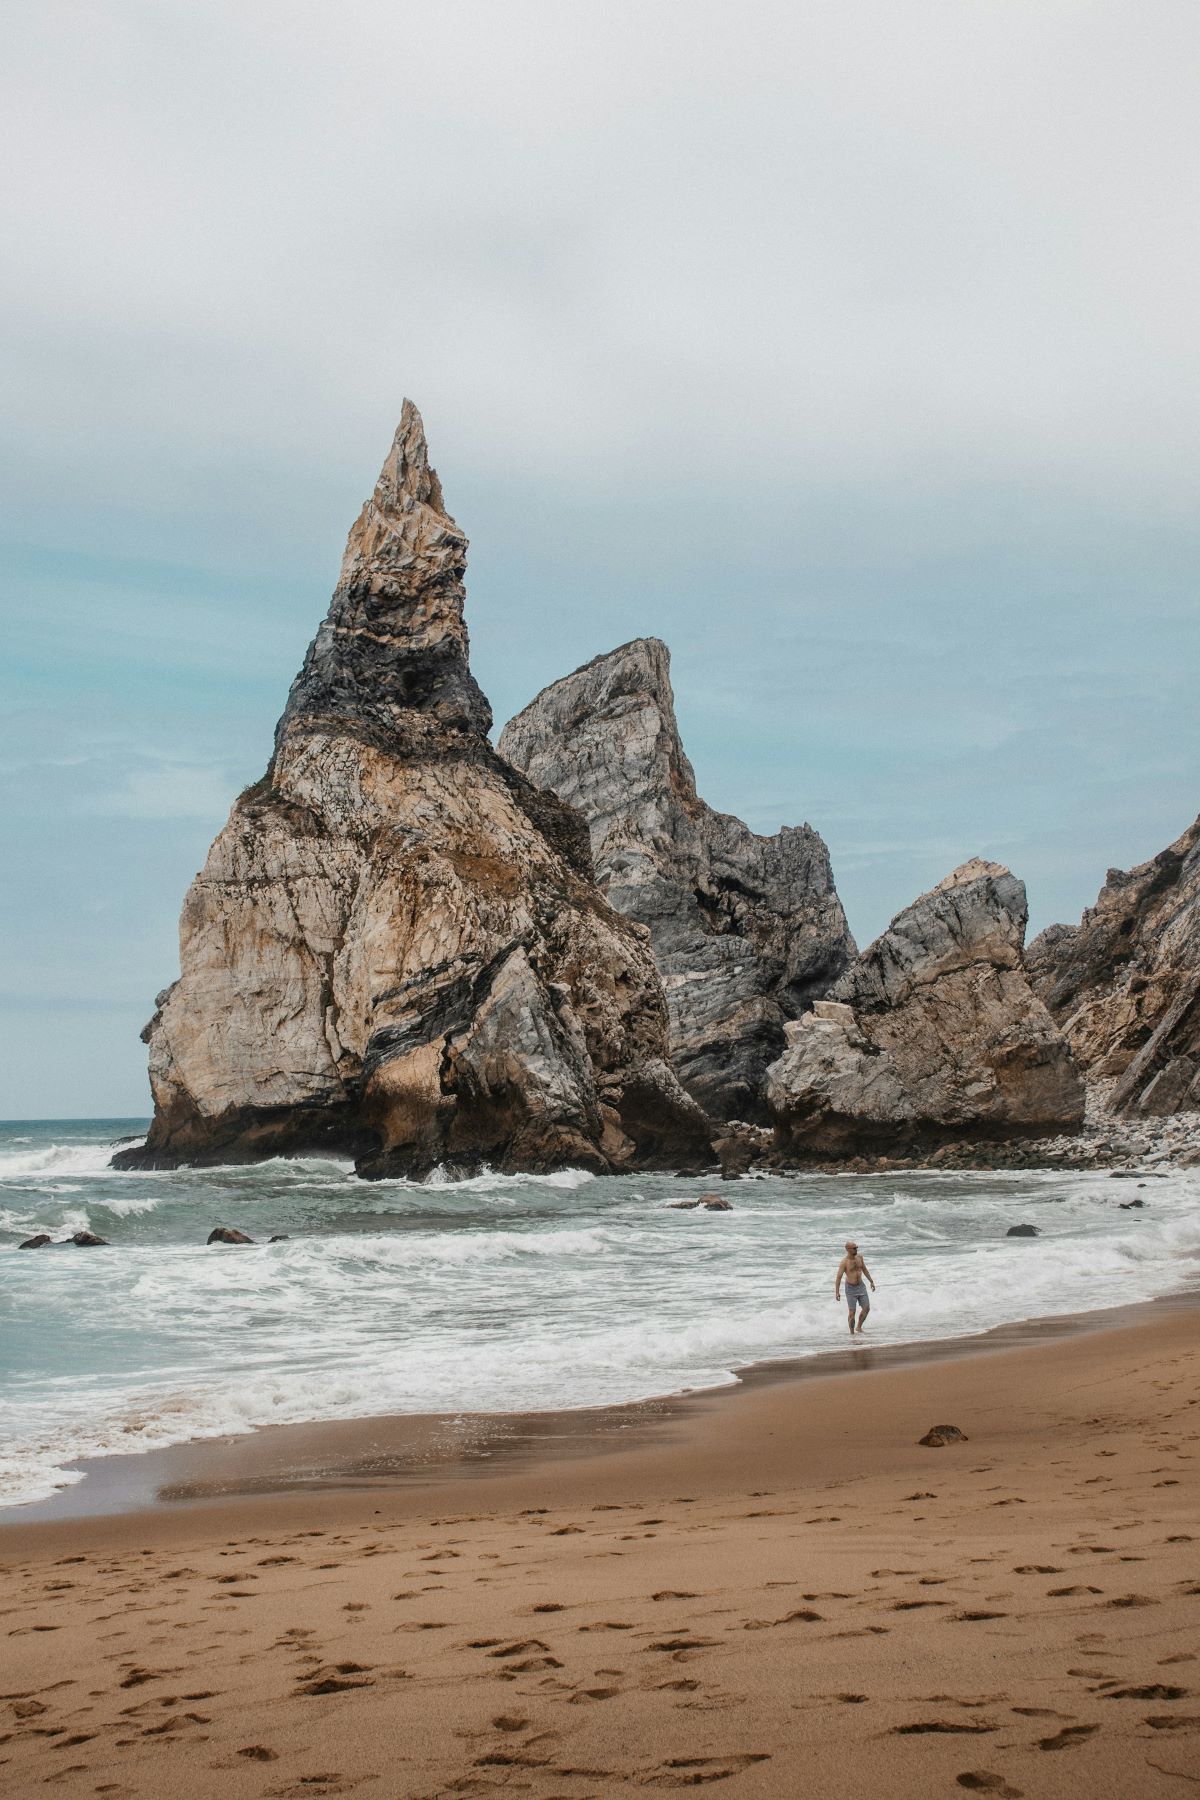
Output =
[
  {"x1": 69, "y1": 1230, "x2": 109, "y2": 1246},
  {"x1": 699, "y1": 1195, "x2": 733, "y2": 1211},
  {"x1": 1027, "y1": 814, "x2": 1200, "y2": 1116},
  {"x1": 268, "y1": 1234, "x2": 290, "y2": 1242},
  {"x1": 17, "y1": 1234, "x2": 54, "y2": 1249},
  {"x1": 115, "y1": 406, "x2": 711, "y2": 1180},
  {"x1": 499, "y1": 638, "x2": 854, "y2": 1121},
  {"x1": 207, "y1": 1227, "x2": 256, "y2": 1245},
  {"x1": 919, "y1": 1424, "x2": 969, "y2": 1447},
  {"x1": 765, "y1": 860, "x2": 1084, "y2": 1156},
  {"x1": 1005, "y1": 1223, "x2": 1040, "y2": 1237}
]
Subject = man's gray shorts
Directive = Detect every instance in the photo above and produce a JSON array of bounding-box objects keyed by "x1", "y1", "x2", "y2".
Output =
[{"x1": 845, "y1": 1281, "x2": 869, "y2": 1313}]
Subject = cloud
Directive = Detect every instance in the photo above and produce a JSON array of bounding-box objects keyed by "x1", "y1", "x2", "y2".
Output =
[
  {"x1": 99, "y1": 764, "x2": 237, "y2": 821},
  {"x1": 1, "y1": 2, "x2": 1197, "y2": 1110}
]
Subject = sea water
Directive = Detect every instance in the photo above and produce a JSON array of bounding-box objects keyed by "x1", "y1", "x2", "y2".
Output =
[{"x1": 1, "y1": 1118, "x2": 1197, "y2": 1509}]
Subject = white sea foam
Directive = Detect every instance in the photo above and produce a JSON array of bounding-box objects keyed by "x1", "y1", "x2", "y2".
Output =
[
  {"x1": 2, "y1": 1147, "x2": 1198, "y2": 1510},
  {"x1": 0, "y1": 1141, "x2": 126, "y2": 1180}
]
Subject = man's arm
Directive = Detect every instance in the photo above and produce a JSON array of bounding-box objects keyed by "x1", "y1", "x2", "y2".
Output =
[
  {"x1": 834, "y1": 1255, "x2": 847, "y2": 1297},
  {"x1": 860, "y1": 1258, "x2": 876, "y2": 1290}
]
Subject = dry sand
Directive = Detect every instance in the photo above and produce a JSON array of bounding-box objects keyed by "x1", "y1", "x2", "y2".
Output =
[{"x1": 1, "y1": 1308, "x2": 1197, "y2": 1798}]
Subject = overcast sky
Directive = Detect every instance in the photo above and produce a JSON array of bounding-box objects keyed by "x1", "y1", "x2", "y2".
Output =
[{"x1": 2, "y1": 1, "x2": 1198, "y2": 1117}]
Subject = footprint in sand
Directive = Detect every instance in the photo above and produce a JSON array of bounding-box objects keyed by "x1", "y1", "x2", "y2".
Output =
[
  {"x1": 1037, "y1": 1723, "x2": 1099, "y2": 1751},
  {"x1": 638, "y1": 1753, "x2": 771, "y2": 1787},
  {"x1": 1102, "y1": 1684, "x2": 1188, "y2": 1701},
  {"x1": 294, "y1": 1662, "x2": 375, "y2": 1696},
  {"x1": 892, "y1": 1722, "x2": 996, "y2": 1737}
]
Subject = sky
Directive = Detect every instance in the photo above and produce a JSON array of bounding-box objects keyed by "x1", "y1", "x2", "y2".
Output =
[{"x1": 2, "y1": 1, "x2": 1198, "y2": 1117}]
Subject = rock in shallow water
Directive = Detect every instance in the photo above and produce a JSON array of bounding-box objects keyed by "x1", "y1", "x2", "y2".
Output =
[
  {"x1": 1005, "y1": 1223, "x2": 1040, "y2": 1237},
  {"x1": 499, "y1": 638, "x2": 854, "y2": 1121},
  {"x1": 115, "y1": 405, "x2": 712, "y2": 1181},
  {"x1": 17, "y1": 1234, "x2": 54, "y2": 1249},
  {"x1": 207, "y1": 1227, "x2": 256, "y2": 1245}
]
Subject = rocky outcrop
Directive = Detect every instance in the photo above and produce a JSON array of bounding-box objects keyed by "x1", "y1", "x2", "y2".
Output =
[
  {"x1": 116, "y1": 404, "x2": 712, "y2": 1179},
  {"x1": 498, "y1": 639, "x2": 854, "y2": 1120},
  {"x1": 1027, "y1": 815, "x2": 1200, "y2": 1115},
  {"x1": 765, "y1": 860, "x2": 1085, "y2": 1155}
]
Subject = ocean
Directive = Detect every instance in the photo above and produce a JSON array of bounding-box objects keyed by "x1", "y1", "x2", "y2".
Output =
[{"x1": 1, "y1": 1118, "x2": 1197, "y2": 1511}]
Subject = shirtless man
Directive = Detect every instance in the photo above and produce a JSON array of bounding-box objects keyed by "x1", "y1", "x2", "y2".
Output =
[{"x1": 834, "y1": 1241, "x2": 876, "y2": 1335}]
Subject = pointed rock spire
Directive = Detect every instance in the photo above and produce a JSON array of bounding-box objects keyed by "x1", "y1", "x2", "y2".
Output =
[
  {"x1": 277, "y1": 401, "x2": 491, "y2": 750},
  {"x1": 117, "y1": 408, "x2": 712, "y2": 1178}
]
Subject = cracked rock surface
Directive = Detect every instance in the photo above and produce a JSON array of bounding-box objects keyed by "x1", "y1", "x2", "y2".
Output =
[
  {"x1": 117, "y1": 405, "x2": 711, "y2": 1178},
  {"x1": 1027, "y1": 814, "x2": 1200, "y2": 1118},
  {"x1": 765, "y1": 859, "x2": 1085, "y2": 1155},
  {"x1": 499, "y1": 638, "x2": 854, "y2": 1120}
]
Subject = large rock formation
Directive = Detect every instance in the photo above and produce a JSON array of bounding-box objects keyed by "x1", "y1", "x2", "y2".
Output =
[
  {"x1": 498, "y1": 639, "x2": 855, "y2": 1120},
  {"x1": 1027, "y1": 815, "x2": 1200, "y2": 1115},
  {"x1": 117, "y1": 405, "x2": 712, "y2": 1178},
  {"x1": 766, "y1": 859, "x2": 1085, "y2": 1155}
]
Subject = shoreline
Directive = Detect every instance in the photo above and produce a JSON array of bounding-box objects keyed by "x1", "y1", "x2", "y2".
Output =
[
  {"x1": 6, "y1": 1287, "x2": 1195, "y2": 1536},
  {"x1": 2, "y1": 1303, "x2": 1196, "y2": 1797}
]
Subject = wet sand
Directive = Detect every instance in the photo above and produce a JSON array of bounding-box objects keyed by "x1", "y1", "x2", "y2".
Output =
[{"x1": 1, "y1": 1307, "x2": 1197, "y2": 1797}]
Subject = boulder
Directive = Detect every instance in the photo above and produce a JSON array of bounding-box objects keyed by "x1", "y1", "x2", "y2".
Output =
[
  {"x1": 765, "y1": 861, "x2": 1085, "y2": 1156},
  {"x1": 69, "y1": 1230, "x2": 108, "y2": 1246},
  {"x1": 1005, "y1": 1223, "x2": 1039, "y2": 1237},
  {"x1": 499, "y1": 638, "x2": 854, "y2": 1120},
  {"x1": 17, "y1": 1234, "x2": 53, "y2": 1249},
  {"x1": 207, "y1": 1227, "x2": 256, "y2": 1245},
  {"x1": 1027, "y1": 814, "x2": 1200, "y2": 1115},
  {"x1": 919, "y1": 1424, "x2": 969, "y2": 1447},
  {"x1": 114, "y1": 404, "x2": 711, "y2": 1180}
]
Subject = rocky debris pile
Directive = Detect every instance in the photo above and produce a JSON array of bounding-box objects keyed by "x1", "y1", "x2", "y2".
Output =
[
  {"x1": 499, "y1": 638, "x2": 854, "y2": 1120},
  {"x1": 765, "y1": 860, "x2": 1085, "y2": 1157},
  {"x1": 1027, "y1": 815, "x2": 1200, "y2": 1118},
  {"x1": 116, "y1": 405, "x2": 712, "y2": 1180}
]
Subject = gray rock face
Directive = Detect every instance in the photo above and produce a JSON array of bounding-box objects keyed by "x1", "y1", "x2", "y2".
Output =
[
  {"x1": 498, "y1": 638, "x2": 855, "y2": 1120},
  {"x1": 1027, "y1": 815, "x2": 1200, "y2": 1115},
  {"x1": 765, "y1": 859, "x2": 1085, "y2": 1154},
  {"x1": 117, "y1": 405, "x2": 712, "y2": 1178}
]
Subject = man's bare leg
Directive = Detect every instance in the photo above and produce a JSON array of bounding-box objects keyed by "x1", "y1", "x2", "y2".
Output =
[
  {"x1": 855, "y1": 1301, "x2": 869, "y2": 1334},
  {"x1": 846, "y1": 1305, "x2": 855, "y2": 1336}
]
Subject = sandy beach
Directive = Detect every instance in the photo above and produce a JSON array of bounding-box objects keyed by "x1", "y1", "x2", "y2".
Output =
[{"x1": 2, "y1": 1306, "x2": 1197, "y2": 1798}]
